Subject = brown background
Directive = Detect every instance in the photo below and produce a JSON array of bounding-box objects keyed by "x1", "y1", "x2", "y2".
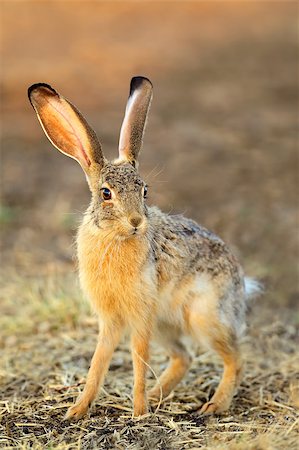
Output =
[{"x1": 2, "y1": 2, "x2": 298, "y2": 309}]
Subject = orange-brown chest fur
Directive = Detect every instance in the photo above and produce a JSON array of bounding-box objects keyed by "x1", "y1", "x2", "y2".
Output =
[{"x1": 76, "y1": 221, "x2": 155, "y2": 324}]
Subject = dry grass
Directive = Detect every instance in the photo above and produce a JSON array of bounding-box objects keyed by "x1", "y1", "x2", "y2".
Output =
[
  {"x1": 1, "y1": 271, "x2": 298, "y2": 449},
  {"x1": 1, "y1": 2, "x2": 298, "y2": 449}
]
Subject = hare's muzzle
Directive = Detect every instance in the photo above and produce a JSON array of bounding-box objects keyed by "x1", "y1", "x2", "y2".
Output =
[
  {"x1": 128, "y1": 213, "x2": 146, "y2": 235},
  {"x1": 129, "y1": 214, "x2": 143, "y2": 228}
]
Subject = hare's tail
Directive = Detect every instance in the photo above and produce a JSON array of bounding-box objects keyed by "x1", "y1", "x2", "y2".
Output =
[{"x1": 244, "y1": 277, "x2": 263, "y2": 300}]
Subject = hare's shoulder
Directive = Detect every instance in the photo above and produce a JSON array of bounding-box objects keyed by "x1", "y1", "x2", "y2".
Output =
[
  {"x1": 147, "y1": 206, "x2": 241, "y2": 281},
  {"x1": 147, "y1": 206, "x2": 223, "y2": 246}
]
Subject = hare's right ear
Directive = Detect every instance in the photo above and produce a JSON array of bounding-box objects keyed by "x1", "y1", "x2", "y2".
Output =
[
  {"x1": 118, "y1": 77, "x2": 153, "y2": 165},
  {"x1": 28, "y1": 83, "x2": 104, "y2": 174}
]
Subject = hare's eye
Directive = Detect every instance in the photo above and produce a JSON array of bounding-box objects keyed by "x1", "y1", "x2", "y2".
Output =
[
  {"x1": 101, "y1": 187, "x2": 112, "y2": 201},
  {"x1": 143, "y1": 185, "x2": 148, "y2": 199}
]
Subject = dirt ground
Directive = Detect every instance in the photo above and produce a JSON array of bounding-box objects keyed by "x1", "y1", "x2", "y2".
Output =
[{"x1": 1, "y1": 2, "x2": 298, "y2": 449}]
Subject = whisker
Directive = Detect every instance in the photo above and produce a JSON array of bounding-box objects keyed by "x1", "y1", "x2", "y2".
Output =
[
  {"x1": 144, "y1": 164, "x2": 165, "y2": 183},
  {"x1": 144, "y1": 164, "x2": 160, "y2": 180}
]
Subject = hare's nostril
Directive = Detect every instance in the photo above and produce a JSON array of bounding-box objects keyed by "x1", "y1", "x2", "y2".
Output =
[{"x1": 129, "y1": 215, "x2": 143, "y2": 228}]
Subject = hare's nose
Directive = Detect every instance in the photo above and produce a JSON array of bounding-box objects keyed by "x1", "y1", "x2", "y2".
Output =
[{"x1": 129, "y1": 214, "x2": 143, "y2": 228}]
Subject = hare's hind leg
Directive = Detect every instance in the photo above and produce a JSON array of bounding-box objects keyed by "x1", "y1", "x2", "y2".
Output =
[
  {"x1": 189, "y1": 309, "x2": 242, "y2": 415},
  {"x1": 148, "y1": 329, "x2": 192, "y2": 401},
  {"x1": 198, "y1": 335, "x2": 242, "y2": 415}
]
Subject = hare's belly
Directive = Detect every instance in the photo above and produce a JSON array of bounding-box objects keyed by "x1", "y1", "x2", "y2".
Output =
[{"x1": 156, "y1": 273, "x2": 219, "y2": 331}]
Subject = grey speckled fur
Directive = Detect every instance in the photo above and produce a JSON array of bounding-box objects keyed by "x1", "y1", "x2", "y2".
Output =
[{"x1": 147, "y1": 207, "x2": 245, "y2": 332}]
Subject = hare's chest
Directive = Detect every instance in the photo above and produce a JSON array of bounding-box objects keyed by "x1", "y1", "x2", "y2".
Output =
[{"x1": 76, "y1": 224, "x2": 152, "y2": 315}]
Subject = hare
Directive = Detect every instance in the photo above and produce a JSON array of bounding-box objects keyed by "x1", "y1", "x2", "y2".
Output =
[{"x1": 28, "y1": 77, "x2": 260, "y2": 420}]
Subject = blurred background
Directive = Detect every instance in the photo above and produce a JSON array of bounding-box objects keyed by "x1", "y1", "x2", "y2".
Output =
[{"x1": 1, "y1": 2, "x2": 298, "y2": 311}]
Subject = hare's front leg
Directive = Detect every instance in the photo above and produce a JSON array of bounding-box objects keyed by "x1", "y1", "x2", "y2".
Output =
[
  {"x1": 131, "y1": 328, "x2": 151, "y2": 416},
  {"x1": 66, "y1": 320, "x2": 123, "y2": 420}
]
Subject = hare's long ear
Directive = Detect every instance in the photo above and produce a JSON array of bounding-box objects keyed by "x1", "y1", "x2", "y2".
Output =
[
  {"x1": 28, "y1": 83, "x2": 104, "y2": 174},
  {"x1": 118, "y1": 76, "x2": 153, "y2": 164}
]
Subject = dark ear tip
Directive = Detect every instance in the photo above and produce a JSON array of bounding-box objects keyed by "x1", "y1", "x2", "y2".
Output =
[
  {"x1": 27, "y1": 83, "x2": 58, "y2": 103},
  {"x1": 130, "y1": 76, "x2": 153, "y2": 95}
]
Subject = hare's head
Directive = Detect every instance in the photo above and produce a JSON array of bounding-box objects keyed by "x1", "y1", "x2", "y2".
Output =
[{"x1": 28, "y1": 77, "x2": 153, "y2": 238}]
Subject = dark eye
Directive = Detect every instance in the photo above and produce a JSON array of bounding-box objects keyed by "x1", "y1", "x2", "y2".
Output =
[
  {"x1": 143, "y1": 185, "x2": 148, "y2": 198},
  {"x1": 101, "y1": 187, "x2": 112, "y2": 200}
]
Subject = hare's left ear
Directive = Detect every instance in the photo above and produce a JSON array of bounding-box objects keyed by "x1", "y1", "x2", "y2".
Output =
[{"x1": 118, "y1": 76, "x2": 153, "y2": 165}]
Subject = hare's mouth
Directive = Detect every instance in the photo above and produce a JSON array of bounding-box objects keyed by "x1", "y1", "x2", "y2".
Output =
[
  {"x1": 126, "y1": 224, "x2": 148, "y2": 239},
  {"x1": 131, "y1": 228, "x2": 143, "y2": 237},
  {"x1": 116, "y1": 216, "x2": 148, "y2": 238},
  {"x1": 98, "y1": 215, "x2": 148, "y2": 239}
]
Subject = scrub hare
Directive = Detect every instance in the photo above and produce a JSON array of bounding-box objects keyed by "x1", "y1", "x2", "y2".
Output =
[{"x1": 28, "y1": 77, "x2": 259, "y2": 420}]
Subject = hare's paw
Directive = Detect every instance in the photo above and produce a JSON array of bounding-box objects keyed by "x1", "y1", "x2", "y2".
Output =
[
  {"x1": 148, "y1": 388, "x2": 162, "y2": 402},
  {"x1": 65, "y1": 401, "x2": 90, "y2": 421},
  {"x1": 198, "y1": 400, "x2": 229, "y2": 416},
  {"x1": 133, "y1": 398, "x2": 148, "y2": 417}
]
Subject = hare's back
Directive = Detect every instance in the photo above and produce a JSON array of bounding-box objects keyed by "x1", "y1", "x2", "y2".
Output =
[{"x1": 148, "y1": 207, "x2": 243, "y2": 288}]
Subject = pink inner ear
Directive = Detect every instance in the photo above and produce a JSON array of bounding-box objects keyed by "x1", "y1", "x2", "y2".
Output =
[
  {"x1": 31, "y1": 87, "x2": 94, "y2": 169},
  {"x1": 41, "y1": 98, "x2": 91, "y2": 166}
]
